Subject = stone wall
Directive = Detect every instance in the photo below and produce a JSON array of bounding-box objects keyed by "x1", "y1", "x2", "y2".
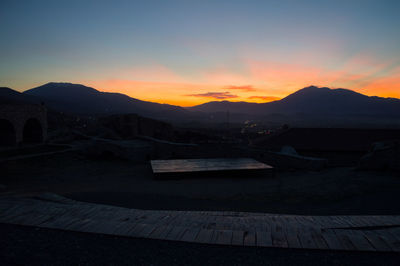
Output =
[
  {"x1": 100, "y1": 114, "x2": 174, "y2": 140},
  {"x1": 0, "y1": 104, "x2": 47, "y2": 145}
]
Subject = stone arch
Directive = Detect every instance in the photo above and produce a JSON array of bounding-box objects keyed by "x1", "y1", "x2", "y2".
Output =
[
  {"x1": 23, "y1": 118, "x2": 43, "y2": 143},
  {"x1": 0, "y1": 119, "x2": 16, "y2": 146}
]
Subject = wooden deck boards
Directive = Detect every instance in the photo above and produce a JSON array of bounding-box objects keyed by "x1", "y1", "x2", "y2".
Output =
[
  {"x1": 1, "y1": 195, "x2": 400, "y2": 252},
  {"x1": 151, "y1": 158, "x2": 273, "y2": 174},
  {"x1": 150, "y1": 158, "x2": 273, "y2": 179}
]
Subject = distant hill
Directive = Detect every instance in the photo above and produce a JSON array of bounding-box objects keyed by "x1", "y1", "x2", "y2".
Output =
[
  {"x1": 265, "y1": 86, "x2": 400, "y2": 116},
  {"x1": 0, "y1": 87, "x2": 39, "y2": 104},
  {"x1": 188, "y1": 86, "x2": 400, "y2": 117},
  {"x1": 2, "y1": 83, "x2": 400, "y2": 127},
  {"x1": 187, "y1": 100, "x2": 261, "y2": 115},
  {"x1": 22, "y1": 83, "x2": 188, "y2": 119}
]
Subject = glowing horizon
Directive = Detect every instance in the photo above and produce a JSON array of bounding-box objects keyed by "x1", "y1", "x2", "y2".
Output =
[{"x1": 1, "y1": 0, "x2": 399, "y2": 106}]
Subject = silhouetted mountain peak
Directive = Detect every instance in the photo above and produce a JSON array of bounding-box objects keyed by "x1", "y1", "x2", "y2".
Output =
[
  {"x1": 299, "y1": 85, "x2": 329, "y2": 91},
  {"x1": 0, "y1": 87, "x2": 15, "y2": 93},
  {"x1": 280, "y1": 86, "x2": 367, "y2": 103},
  {"x1": 189, "y1": 85, "x2": 400, "y2": 117},
  {"x1": 288, "y1": 85, "x2": 361, "y2": 96},
  {"x1": 19, "y1": 82, "x2": 187, "y2": 118},
  {"x1": 25, "y1": 82, "x2": 99, "y2": 98},
  {"x1": 0, "y1": 87, "x2": 21, "y2": 100},
  {"x1": 0, "y1": 87, "x2": 39, "y2": 104}
]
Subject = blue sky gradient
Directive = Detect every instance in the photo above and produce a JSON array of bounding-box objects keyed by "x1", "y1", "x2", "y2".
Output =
[{"x1": 1, "y1": 0, "x2": 399, "y2": 105}]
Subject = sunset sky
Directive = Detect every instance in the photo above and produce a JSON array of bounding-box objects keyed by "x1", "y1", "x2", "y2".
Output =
[{"x1": 1, "y1": 0, "x2": 400, "y2": 106}]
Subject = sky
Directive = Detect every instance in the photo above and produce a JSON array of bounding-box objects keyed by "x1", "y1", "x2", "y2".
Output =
[{"x1": 1, "y1": 0, "x2": 400, "y2": 106}]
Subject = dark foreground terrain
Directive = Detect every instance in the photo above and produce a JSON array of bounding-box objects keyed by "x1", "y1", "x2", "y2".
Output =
[
  {"x1": 1, "y1": 223, "x2": 399, "y2": 266},
  {"x1": 1, "y1": 151, "x2": 400, "y2": 215},
  {"x1": 2, "y1": 149, "x2": 400, "y2": 265}
]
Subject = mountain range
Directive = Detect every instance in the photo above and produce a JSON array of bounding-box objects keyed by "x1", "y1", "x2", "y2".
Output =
[
  {"x1": 188, "y1": 86, "x2": 400, "y2": 117},
  {"x1": 1, "y1": 83, "x2": 188, "y2": 120},
  {"x1": 1, "y1": 83, "x2": 400, "y2": 126}
]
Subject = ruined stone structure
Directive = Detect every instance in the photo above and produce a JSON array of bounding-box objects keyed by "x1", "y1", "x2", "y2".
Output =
[
  {"x1": 100, "y1": 114, "x2": 174, "y2": 141},
  {"x1": 0, "y1": 104, "x2": 47, "y2": 146}
]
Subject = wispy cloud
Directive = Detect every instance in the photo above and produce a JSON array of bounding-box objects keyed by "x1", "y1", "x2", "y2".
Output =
[
  {"x1": 185, "y1": 91, "x2": 238, "y2": 99},
  {"x1": 248, "y1": 95, "x2": 281, "y2": 101},
  {"x1": 224, "y1": 85, "x2": 257, "y2": 92}
]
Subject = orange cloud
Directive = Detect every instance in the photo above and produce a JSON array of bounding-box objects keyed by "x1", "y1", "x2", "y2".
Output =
[
  {"x1": 248, "y1": 96, "x2": 281, "y2": 102},
  {"x1": 185, "y1": 92, "x2": 238, "y2": 99}
]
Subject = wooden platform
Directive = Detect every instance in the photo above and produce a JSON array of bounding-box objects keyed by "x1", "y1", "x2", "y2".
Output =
[
  {"x1": 151, "y1": 158, "x2": 273, "y2": 179},
  {"x1": 1, "y1": 194, "x2": 400, "y2": 252}
]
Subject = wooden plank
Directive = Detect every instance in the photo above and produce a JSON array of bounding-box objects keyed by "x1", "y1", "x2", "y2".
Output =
[
  {"x1": 72, "y1": 219, "x2": 99, "y2": 233},
  {"x1": 87, "y1": 220, "x2": 121, "y2": 235},
  {"x1": 151, "y1": 158, "x2": 272, "y2": 174},
  {"x1": 24, "y1": 213, "x2": 54, "y2": 226},
  {"x1": 231, "y1": 230, "x2": 244, "y2": 246},
  {"x1": 81, "y1": 206, "x2": 105, "y2": 220},
  {"x1": 112, "y1": 221, "x2": 138, "y2": 235},
  {"x1": 65, "y1": 218, "x2": 92, "y2": 231},
  {"x1": 2, "y1": 210, "x2": 34, "y2": 224},
  {"x1": 77, "y1": 219, "x2": 107, "y2": 234},
  {"x1": 0, "y1": 205, "x2": 26, "y2": 221},
  {"x1": 254, "y1": 219, "x2": 266, "y2": 232},
  {"x1": 148, "y1": 225, "x2": 173, "y2": 240},
  {"x1": 332, "y1": 229, "x2": 357, "y2": 251},
  {"x1": 321, "y1": 230, "x2": 346, "y2": 251},
  {"x1": 194, "y1": 229, "x2": 215, "y2": 244},
  {"x1": 297, "y1": 228, "x2": 318, "y2": 250},
  {"x1": 374, "y1": 216, "x2": 398, "y2": 226},
  {"x1": 363, "y1": 230, "x2": 393, "y2": 252},
  {"x1": 159, "y1": 213, "x2": 180, "y2": 226},
  {"x1": 256, "y1": 230, "x2": 272, "y2": 247},
  {"x1": 127, "y1": 223, "x2": 147, "y2": 237},
  {"x1": 374, "y1": 229, "x2": 400, "y2": 252},
  {"x1": 279, "y1": 217, "x2": 301, "y2": 249},
  {"x1": 164, "y1": 226, "x2": 188, "y2": 241},
  {"x1": 346, "y1": 230, "x2": 376, "y2": 251},
  {"x1": 271, "y1": 223, "x2": 289, "y2": 248},
  {"x1": 345, "y1": 216, "x2": 365, "y2": 227},
  {"x1": 136, "y1": 223, "x2": 157, "y2": 238},
  {"x1": 337, "y1": 216, "x2": 359, "y2": 228},
  {"x1": 309, "y1": 228, "x2": 329, "y2": 250},
  {"x1": 294, "y1": 216, "x2": 315, "y2": 228},
  {"x1": 310, "y1": 216, "x2": 328, "y2": 228},
  {"x1": 168, "y1": 211, "x2": 188, "y2": 227},
  {"x1": 285, "y1": 225, "x2": 302, "y2": 249},
  {"x1": 330, "y1": 216, "x2": 353, "y2": 228},
  {"x1": 199, "y1": 214, "x2": 215, "y2": 230},
  {"x1": 205, "y1": 215, "x2": 218, "y2": 230},
  {"x1": 3, "y1": 196, "x2": 400, "y2": 253},
  {"x1": 213, "y1": 216, "x2": 225, "y2": 230},
  {"x1": 355, "y1": 216, "x2": 378, "y2": 227},
  {"x1": 243, "y1": 230, "x2": 256, "y2": 246},
  {"x1": 140, "y1": 212, "x2": 167, "y2": 225},
  {"x1": 301, "y1": 216, "x2": 319, "y2": 228},
  {"x1": 38, "y1": 215, "x2": 77, "y2": 229},
  {"x1": 181, "y1": 228, "x2": 201, "y2": 242},
  {"x1": 160, "y1": 213, "x2": 181, "y2": 227},
  {"x1": 320, "y1": 216, "x2": 343, "y2": 228},
  {"x1": 215, "y1": 230, "x2": 233, "y2": 245}
]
